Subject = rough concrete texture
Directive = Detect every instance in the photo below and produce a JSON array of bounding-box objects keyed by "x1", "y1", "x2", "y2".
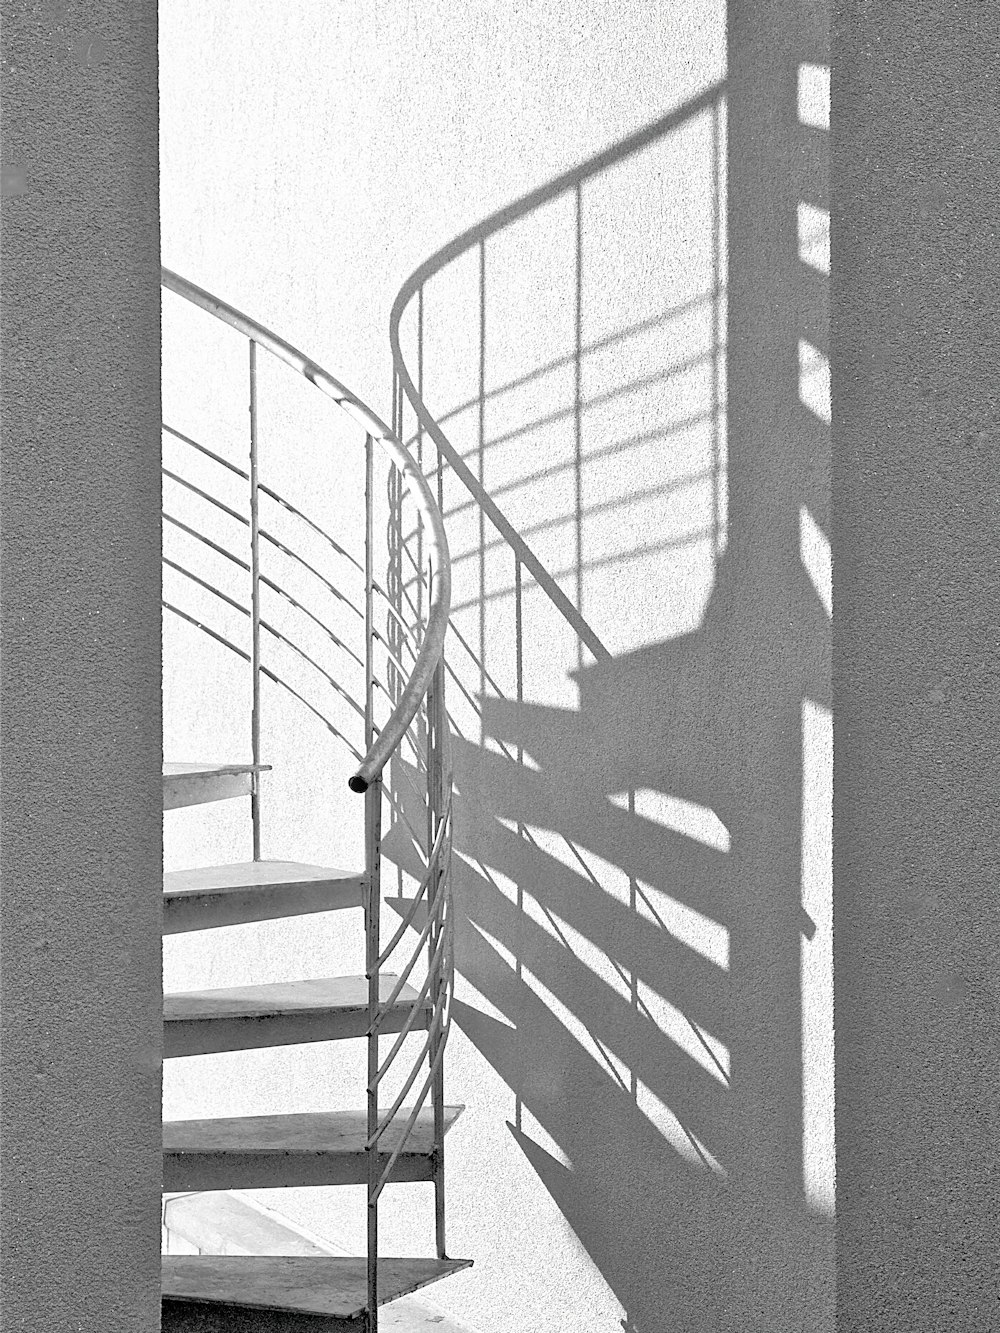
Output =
[
  {"x1": 159, "y1": 2, "x2": 831, "y2": 1330},
  {"x1": 0, "y1": 1, "x2": 162, "y2": 1330},
  {"x1": 834, "y1": 2, "x2": 1000, "y2": 1329}
]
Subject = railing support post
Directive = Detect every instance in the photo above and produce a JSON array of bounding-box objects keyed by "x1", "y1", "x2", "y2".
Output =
[
  {"x1": 427, "y1": 648, "x2": 448, "y2": 1260},
  {"x1": 365, "y1": 776, "x2": 383, "y2": 1333}
]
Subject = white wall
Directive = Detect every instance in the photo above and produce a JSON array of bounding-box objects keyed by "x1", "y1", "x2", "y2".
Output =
[{"x1": 160, "y1": 3, "x2": 830, "y2": 1330}]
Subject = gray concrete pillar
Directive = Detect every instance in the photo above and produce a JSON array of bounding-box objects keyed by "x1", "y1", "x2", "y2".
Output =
[
  {"x1": 834, "y1": 3, "x2": 1000, "y2": 1328},
  {"x1": 0, "y1": 2, "x2": 162, "y2": 1329}
]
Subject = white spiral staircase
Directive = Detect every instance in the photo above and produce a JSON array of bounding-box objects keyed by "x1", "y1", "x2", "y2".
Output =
[{"x1": 159, "y1": 269, "x2": 468, "y2": 1331}]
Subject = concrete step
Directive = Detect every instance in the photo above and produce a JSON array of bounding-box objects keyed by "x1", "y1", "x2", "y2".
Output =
[
  {"x1": 163, "y1": 1106, "x2": 464, "y2": 1191},
  {"x1": 165, "y1": 975, "x2": 430, "y2": 1056},
  {"x1": 164, "y1": 861, "x2": 364, "y2": 934},
  {"x1": 164, "y1": 762, "x2": 271, "y2": 811},
  {"x1": 161, "y1": 1191, "x2": 479, "y2": 1332},
  {"x1": 162, "y1": 1255, "x2": 473, "y2": 1331}
]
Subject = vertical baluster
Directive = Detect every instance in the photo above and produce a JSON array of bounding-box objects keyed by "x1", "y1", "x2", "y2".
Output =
[
  {"x1": 249, "y1": 339, "x2": 262, "y2": 860},
  {"x1": 513, "y1": 553, "x2": 524, "y2": 1132},
  {"x1": 365, "y1": 776, "x2": 382, "y2": 1333},
  {"x1": 427, "y1": 641, "x2": 446, "y2": 1258},
  {"x1": 364, "y1": 426, "x2": 380, "y2": 1333},
  {"x1": 416, "y1": 285, "x2": 424, "y2": 651},
  {"x1": 432, "y1": 354, "x2": 449, "y2": 1257},
  {"x1": 365, "y1": 429, "x2": 378, "y2": 757}
]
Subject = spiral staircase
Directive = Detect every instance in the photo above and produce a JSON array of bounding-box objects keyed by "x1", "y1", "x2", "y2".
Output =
[{"x1": 159, "y1": 270, "x2": 469, "y2": 1331}]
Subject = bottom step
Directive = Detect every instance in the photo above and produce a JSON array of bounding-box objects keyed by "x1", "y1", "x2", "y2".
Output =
[{"x1": 162, "y1": 1256, "x2": 473, "y2": 1331}]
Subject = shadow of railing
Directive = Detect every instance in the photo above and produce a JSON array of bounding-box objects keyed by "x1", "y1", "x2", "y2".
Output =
[{"x1": 386, "y1": 1, "x2": 830, "y2": 1328}]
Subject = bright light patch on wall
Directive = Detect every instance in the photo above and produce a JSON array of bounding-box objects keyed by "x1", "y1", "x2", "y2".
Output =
[
  {"x1": 519, "y1": 959, "x2": 633, "y2": 1095},
  {"x1": 609, "y1": 789, "x2": 729, "y2": 970},
  {"x1": 497, "y1": 817, "x2": 632, "y2": 908},
  {"x1": 799, "y1": 505, "x2": 832, "y2": 619},
  {"x1": 468, "y1": 918, "x2": 519, "y2": 973},
  {"x1": 638, "y1": 981, "x2": 730, "y2": 1086},
  {"x1": 484, "y1": 734, "x2": 512, "y2": 761},
  {"x1": 635, "y1": 881, "x2": 729, "y2": 972},
  {"x1": 609, "y1": 788, "x2": 730, "y2": 852},
  {"x1": 798, "y1": 63, "x2": 830, "y2": 130},
  {"x1": 797, "y1": 202, "x2": 830, "y2": 275},
  {"x1": 455, "y1": 973, "x2": 518, "y2": 1031},
  {"x1": 540, "y1": 906, "x2": 633, "y2": 1004},
  {"x1": 798, "y1": 340, "x2": 831, "y2": 425},
  {"x1": 801, "y1": 698, "x2": 834, "y2": 1216},
  {"x1": 636, "y1": 1077, "x2": 727, "y2": 1177},
  {"x1": 452, "y1": 846, "x2": 521, "y2": 905}
]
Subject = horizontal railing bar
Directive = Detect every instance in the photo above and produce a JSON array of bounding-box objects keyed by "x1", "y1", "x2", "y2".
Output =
[
  {"x1": 260, "y1": 617, "x2": 367, "y2": 721},
  {"x1": 386, "y1": 794, "x2": 453, "y2": 922},
  {"x1": 163, "y1": 557, "x2": 251, "y2": 620},
  {"x1": 388, "y1": 751, "x2": 430, "y2": 817},
  {"x1": 369, "y1": 1031, "x2": 436, "y2": 1159},
  {"x1": 376, "y1": 906, "x2": 450, "y2": 1050},
  {"x1": 372, "y1": 927, "x2": 448, "y2": 1074},
  {"x1": 373, "y1": 624, "x2": 418, "y2": 671},
  {"x1": 260, "y1": 528, "x2": 366, "y2": 622},
  {"x1": 259, "y1": 574, "x2": 368, "y2": 676},
  {"x1": 381, "y1": 797, "x2": 428, "y2": 869},
  {"x1": 160, "y1": 612, "x2": 364, "y2": 760},
  {"x1": 162, "y1": 466, "x2": 250, "y2": 527},
  {"x1": 371, "y1": 586, "x2": 423, "y2": 650},
  {"x1": 370, "y1": 755, "x2": 429, "y2": 842},
  {"x1": 371, "y1": 999, "x2": 453, "y2": 1200},
  {"x1": 373, "y1": 889, "x2": 448, "y2": 1020},
  {"x1": 163, "y1": 601, "x2": 250, "y2": 662},
  {"x1": 259, "y1": 483, "x2": 366, "y2": 579},
  {"x1": 259, "y1": 664, "x2": 364, "y2": 763},
  {"x1": 164, "y1": 513, "x2": 251, "y2": 572},
  {"x1": 163, "y1": 423, "x2": 251, "y2": 481},
  {"x1": 396, "y1": 531, "x2": 424, "y2": 582},
  {"x1": 375, "y1": 875, "x2": 432, "y2": 971},
  {"x1": 392, "y1": 575, "x2": 423, "y2": 633},
  {"x1": 368, "y1": 996, "x2": 448, "y2": 1146}
]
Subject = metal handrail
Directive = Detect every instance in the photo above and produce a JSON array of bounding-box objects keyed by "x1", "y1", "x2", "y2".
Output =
[{"x1": 161, "y1": 266, "x2": 451, "y2": 794}]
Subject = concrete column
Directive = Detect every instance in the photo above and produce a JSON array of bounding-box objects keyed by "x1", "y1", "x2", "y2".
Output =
[
  {"x1": 0, "y1": 2, "x2": 162, "y2": 1330},
  {"x1": 834, "y1": 3, "x2": 1000, "y2": 1328}
]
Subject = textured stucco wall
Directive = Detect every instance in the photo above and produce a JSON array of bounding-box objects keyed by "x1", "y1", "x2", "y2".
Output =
[
  {"x1": 834, "y1": 3, "x2": 1000, "y2": 1329},
  {"x1": 159, "y1": 3, "x2": 831, "y2": 1331},
  {"x1": 0, "y1": 2, "x2": 162, "y2": 1330}
]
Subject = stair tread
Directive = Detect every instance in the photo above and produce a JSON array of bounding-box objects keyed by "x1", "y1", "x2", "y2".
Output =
[
  {"x1": 163, "y1": 862, "x2": 365, "y2": 937},
  {"x1": 162, "y1": 1255, "x2": 473, "y2": 1320},
  {"x1": 164, "y1": 1106, "x2": 463, "y2": 1156},
  {"x1": 164, "y1": 762, "x2": 272, "y2": 778},
  {"x1": 164, "y1": 975, "x2": 428, "y2": 1023},
  {"x1": 164, "y1": 861, "x2": 363, "y2": 900},
  {"x1": 164, "y1": 762, "x2": 272, "y2": 812}
]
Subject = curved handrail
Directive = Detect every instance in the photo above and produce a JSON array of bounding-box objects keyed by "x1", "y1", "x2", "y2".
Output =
[{"x1": 161, "y1": 266, "x2": 451, "y2": 793}]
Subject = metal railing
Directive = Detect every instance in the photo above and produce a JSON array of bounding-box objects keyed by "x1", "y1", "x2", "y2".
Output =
[{"x1": 161, "y1": 267, "x2": 454, "y2": 1333}]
